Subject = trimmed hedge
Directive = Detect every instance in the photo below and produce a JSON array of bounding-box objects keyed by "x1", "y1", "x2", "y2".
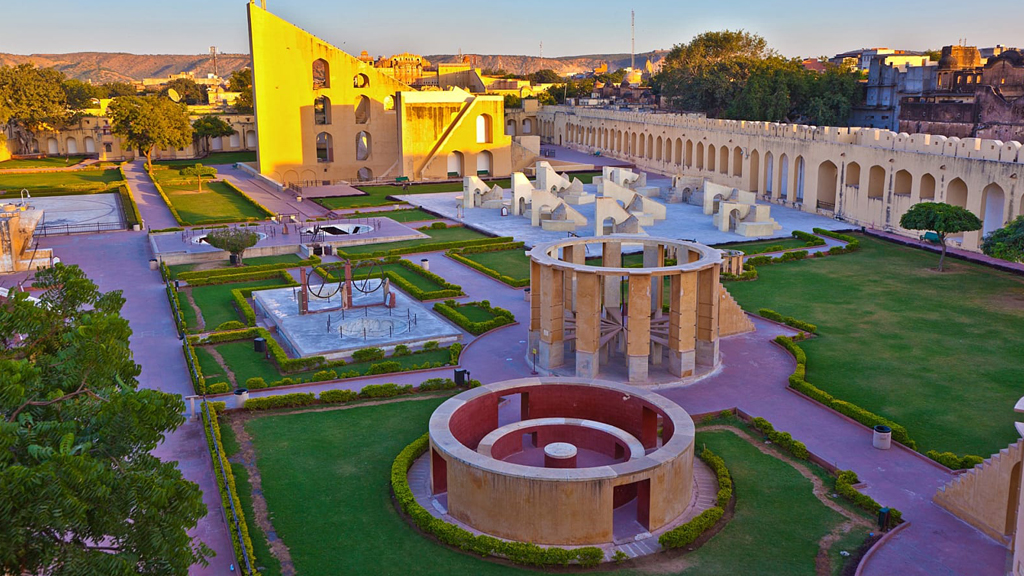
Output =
[
  {"x1": 176, "y1": 255, "x2": 320, "y2": 282},
  {"x1": 150, "y1": 226, "x2": 185, "y2": 234},
  {"x1": 792, "y1": 230, "x2": 827, "y2": 247},
  {"x1": 222, "y1": 179, "x2": 275, "y2": 219},
  {"x1": 659, "y1": 447, "x2": 731, "y2": 549},
  {"x1": 812, "y1": 228, "x2": 861, "y2": 253},
  {"x1": 418, "y1": 377, "x2": 457, "y2": 391},
  {"x1": 776, "y1": 335, "x2": 916, "y2": 450},
  {"x1": 244, "y1": 393, "x2": 316, "y2": 411},
  {"x1": 433, "y1": 299, "x2": 515, "y2": 335},
  {"x1": 201, "y1": 405, "x2": 259, "y2": 575},
  {"x1": 359, "y1": 382, "x2": 414, "y2": 398},
  {"x1": 352, "y1": 347, "x2": 386, "y2": 363},
  {"x1": 317, "y1": 258, "x2": 463, "y2": 301},
  {"x1": 836, "y1": 469, "x2": 902, "y2": 525},
  {"x1": 750, "y1": 417, "x2": 810, "y2": 460},
  {"x1": 446, "y1": 242, "x2": 530, "y2": 287},
  {"x1": 335, "y1": 235, "x2": 514, "y2": 261},
  {"x1": 184, "y1": 268, "x2": 296, "y2": 287},
  {"x1": 392, "y1": 434, "x2": 604, "y2": 567},
  {"x1": 757, "y1": 308, "x2": 818, "y2": 333},
  {"x1": 320, "y1": 389, "x2": 359, "y2": 403},
  {"x1": 926, "y1": 450, "x2": 985, "y2": 470},
  {"x1": 165, "y1": 283, "x2": 187, "y2": 336}
]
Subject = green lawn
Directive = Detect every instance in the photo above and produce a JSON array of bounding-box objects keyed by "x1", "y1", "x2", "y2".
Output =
[
  {"x1": 321, "y1": 262, "x2": 450, "y2": 294},
  {"x1": 460, "y1": 249, "x2": 531, "y2": 282},
  {"x1": 161, "y1": 180, "x2": 268, "y2": 225},
  {"x1": 315, "y1": 172, "x2": 602, "y2": 210},
  {"x1": 155, "y1": 151, "x2": 257, "y2": 167},
  {"x1": 211, "y1": 341, "x2": 453, "y2": 386},
  {"x1": 726, "y1": 234, "x2": 1024, "y2": 456},
  {"x1": 0, "y1": 168, "x2": 122, "y2": 196},
  {"x1": 169, "y1": 254, "x2": 303, "y2": 279},
  {"x1": 344, "y1": 208, "x2": 437, "y2": 223},
  {"x1": 189, "y1": 278, "x2": 292, "y2": 330},
  {"x1": 0, "y1": 155, "x2": 87, "y2": 169},
  {"x1": 244, "y1": 401, "x2": 858, "y2": 576},
  {"x1": 194, "y1": 346, "x2": 228, "y2": 388},
  {"x1": 456, "y1": 304, "x2": 497, "y2": 323},
  {"x1": 340, "y1": 226, "x2": 490, "y2": 256},
  {"x1": 713, "y1": 237, "x2": 811, "y2": 254}
]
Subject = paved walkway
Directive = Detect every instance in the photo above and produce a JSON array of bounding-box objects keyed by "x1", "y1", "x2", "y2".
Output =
[
  {"x1": 123, "y1": 160, "x2": 179, "y2": 230},
  {"x1": 217, "y1": 165, "x2": 333, "y2": 220}
]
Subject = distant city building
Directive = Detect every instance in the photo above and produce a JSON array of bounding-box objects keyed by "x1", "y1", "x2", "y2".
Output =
[
  {"x1": 802, "y1": 59, "x2": 827, "y2": 73},
  {"x1": 899, "y1": 45, "x2": 1024, "y2": 142},
  {"x1": 850, "y1": 54, "x2": 935, "y2": 131},
  {"x1": 830, "y1": 48, "x2": 923, "y2": 71}
]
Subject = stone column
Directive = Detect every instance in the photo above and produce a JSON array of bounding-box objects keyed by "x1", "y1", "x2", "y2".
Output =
[
  {"x1": 626, "y1": 274, "x2": 651, "y2": 383},
  {"x1": 602, "y1": 241, "x2": 622, "y2": 307},
  {"x1": 529, "y1": 259, "x2": 541, "y2": 355},
  {"x1": 538, "y1": 264, "x2": 565, "y2": 369},
  {"x1": 644, "y1": 244, "x2": 666, "y2": 366},
  {"x1": 667, "y1": 272, "x2": 697, "y2": 377},
  {"x1": 575, "y1": 271, "x2": 601, "y2": 378},
  {"x1": 695, "y1": 267, "x2": 720, "y2": 367}
]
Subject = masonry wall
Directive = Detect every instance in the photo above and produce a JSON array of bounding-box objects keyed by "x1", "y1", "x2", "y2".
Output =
[{"x1": 536, "y1": 106, "x2": 1024, "y2": 252}]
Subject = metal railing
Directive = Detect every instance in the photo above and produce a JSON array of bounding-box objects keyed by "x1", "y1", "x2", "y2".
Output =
[{"x1": 35, "y1": 221, "x2": 126, "y2": 236}]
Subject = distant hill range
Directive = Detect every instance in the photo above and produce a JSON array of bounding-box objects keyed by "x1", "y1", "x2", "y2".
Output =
[
  {"x1": 0, "y1": 52, "x2": 252, "y2": 84},
  {"x1": 0, "y1": 50, "x2": 669, "y2": 84},
  {"x1": 424, "y1": 51, "x2": 669, "y2": 76}
]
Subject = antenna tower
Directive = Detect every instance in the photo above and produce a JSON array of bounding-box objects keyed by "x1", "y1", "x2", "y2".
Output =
[
  {"x1": 631, "y1": 10, "x2": 635, "y2": 70},
  {"x1": 210, "y1": 46, "x2": 218, "y2": 77}
]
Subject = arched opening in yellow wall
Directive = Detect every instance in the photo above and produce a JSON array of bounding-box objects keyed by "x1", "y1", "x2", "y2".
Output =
[
  {"x1": 920, "y1": 173, "x2": 936, "y2": 200},
  {"x1": 314, "y1": 95, "x2": 331, "y2": 125},
  {"x1": 894, "y1": 170, "x2": 912, "y2": 196},
  {"x1": 316, "y1": 132, "x2": 333, "y2": 163},
  {"x1": 357, "y1": 166, "x2": 373, "y2": 181},
  {"x1": 867, "y1": 165, "x2": 886, "y2": 199},
  {"x1": 353, "y1": 73, "x2": 369, "y2": 88},
  {"x1": 355, "y1": 96, "x2": 370, "y2": 124},
  {"x1": 817, "y1": 160, "x2": 838, "y2": 207},
  {"x1": 732, "y1": 147, "x2": 743, "y2": 177},
  {"x1": 719, "y1": 145, "x2": 728, "y2": 175},
  {"x1": 946, "y1": 177, "x2": 968, "y2": 208},
  {"x1": 478, "y1": 150, "x2": 493, "y2": 176},
  {"x1": 355, "y1": 131, "x2": 371, "y2": 161},
  {"x1": 447, "y1": 151, "x2": 464, "y2": 177},
  {"x1": 749, "y1": 150, "x2": 760, "y2": 192},
  {"x1": 846, "y1": 162, "x2": 861, "y2": 188},
  {"x1": 383, "y1": 95, "x2": 394, "y2": 111},
  {"x1": 477, "y1": 114, "x2": 493, "y2": 144},
  {"x1": 312, "y1": 59, "x2": 330, "y2": 89}
]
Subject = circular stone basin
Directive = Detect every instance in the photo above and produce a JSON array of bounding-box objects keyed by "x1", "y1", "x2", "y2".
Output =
[
  {"x1": 338, "y1": 316, "x2": 409, "y2": 338},
  {"x1": 192, "y1": 231, "x2": 268, "y2": 245},
  {"x1": 301, "y1": 223, "x2": 375, "y2": 237}
]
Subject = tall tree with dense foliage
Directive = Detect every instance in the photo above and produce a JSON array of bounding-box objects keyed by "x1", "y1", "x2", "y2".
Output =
[
  {"x1": 0, "y1": 64, "x2": 70, "y2": 152},
  {"x1": 229, "y1": 69, "x2": 253, "y2": 114},
  {"x1": 192, "y1": 114, "x2": 235, "y2": 156},
  {"x1": 982, "y1": 215, "x2": 1024, "y2": 263},
  {"x1": 654, "y1": 30, "x2": 862, "y2": 124},
  {"x1": 899, "y1": 202, "x2": 983, "y2": 271},
  {"x1": 158, "y1": 77, "x2": 207, "y2": 105},
  {"x1": 0, "y1": 264, "x2": 211, "y2": 575},
  {"x1": 108, "y1": 95, "x2": 193, "y2": 169},
  {"x1": 179, "y1": 163, "x2": 217, "y2": 192},
  {"x1": 62, "y1": 78, "x2": 98, "y2": 111},
  {"x1": 96, "y1": 82, "x2": 137, "y2": 98}
]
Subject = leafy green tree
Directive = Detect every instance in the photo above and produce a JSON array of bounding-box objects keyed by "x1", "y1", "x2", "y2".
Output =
[
  {"x1": 62, "y1": 78, "x2": 98, "y2": 111},
  {"x1": 96, "y1": 82, "x2": 137, "y2": 98},
  {"x1": 0, "y1": 64, "x2": 70, "y2": 153},
  {"x1": 191, "y1": 114, "x2": 235, "y2": 156},
  {"x1": 528, "y1": 69, "x2": 562, "y2": 84},
  {"x1": 899, "y1": 202, "x2": 983, "y2": 271},
  {"x1": 545, "y1": 78, "x2": 596, "y2": 104},
  {"x1": 534, "y1": 92, "x2": 557, "y2": 105},
  {"x1": 108, "y1": 95, "x2": 193, "y2": 169},
  {"x1": 228, "y1": 69, "x2": 253, "y2": 114},
  {"x1": 982, "y1": 215, "x2": 1024, "y2": 263},
  {"x1": 179, "y1": 163, "x2": 217, "y2": 192},
  {"x1": 204, "y1": 227, "x2": 259, "y2": 266},
  {"x1": 654, "y1": 30, "x2": 772, "y2": 115},
  {"x1": 0, "y1": 264, "x2": 211, "y2": 575},
  {"x1": 595, "y1": 68, "x2": 628, "y2": 85},
  {"x1": 159, "y1": 77, "x2": 206, "y2": 105},
  {"x1": 503, "y1": 94, "x2": 522, "y2": 109}
]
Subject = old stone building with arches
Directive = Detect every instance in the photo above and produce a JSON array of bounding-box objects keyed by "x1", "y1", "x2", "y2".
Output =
[
  {"x1": 537, "y1": 106, "x2": 1023, "y2": 252},
  {"x1": 246, "y1": 2, "x2": 515, "y2": 186}
]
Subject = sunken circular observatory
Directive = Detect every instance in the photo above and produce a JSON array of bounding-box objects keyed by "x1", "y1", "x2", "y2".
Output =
[{"x1": 427, "y1": 377, "x2": 695, "y2": 545}]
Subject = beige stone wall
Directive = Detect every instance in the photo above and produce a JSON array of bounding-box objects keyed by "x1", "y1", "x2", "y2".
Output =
[
  {"x1": 718, "y1": 286, "x2": 755, "y2": 337},
  {"x1": 934, "y1": 438, "x2": 1023, "y2": 543},
  {"x1": 537, "y1": 106, "x2": 1024, "y2": 252},
  {"x1": 440, "y1": 439, "x2": 693, "y2": 545}
]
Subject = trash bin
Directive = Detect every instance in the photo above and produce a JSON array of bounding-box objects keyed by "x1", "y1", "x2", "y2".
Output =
[
  {"x1": 323, "y1": 245, "x2": 333, "y2": 256},
  {"x1": 254, "y1": 337, "x2": 267, "y2": 353},
  {"x1": 229, "y1": 254, "x2": 239, "y2": 265},
  {"x1": 877, "y1": 507, "x2": 891, "y2": 531},
  {"x1": 420, "y1": 258, "x2": 429, "y2": 271},
  {"x1": 149, "y1": 258, "x2": 159, "y2": 271},
  {"x1": 454, "y1": 368, "x2": 470, "y2": 387},
  {"x1": 872, "y1": 425, "x2": 892, "y2": 450},
  {"x1": 313, "y1": 244, "x2": 324, "y2": 256},
  {"x1": 524, "y1": 287, "x2": 531, "y2": 303},
  {"x1": 233, "y1": 388, "x2": 249, "y2": 409}
]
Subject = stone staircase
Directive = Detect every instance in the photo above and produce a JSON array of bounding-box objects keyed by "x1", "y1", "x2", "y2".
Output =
[
  {"x1": 719, "y1": 286, "x2": 755, "y2": 336},
  {"x1": 934, "y1": 438, "x2": 1024, "y2": 543}
]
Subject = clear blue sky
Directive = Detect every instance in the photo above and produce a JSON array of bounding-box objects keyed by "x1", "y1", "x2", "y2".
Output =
[{"x1": 2, "y1": 0, "x2": 1020, "y2": 59}]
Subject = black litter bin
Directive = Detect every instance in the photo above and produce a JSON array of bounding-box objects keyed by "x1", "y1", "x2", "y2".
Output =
[
  {"x1": 454, "y1": 368, "x2": 470, "y2": 386},
  {"x1": 254, "y1": 337, "x2": 267, "y2": 353},
  {"x1": 877, "y1": 507, "x2": 891, "y2": 531},
  {"x1": 313, "y1": 244, "x2": 324, "y2": 256},
  {"x1": 229, "y1": 254, "x2": 239, "y2": 265}
]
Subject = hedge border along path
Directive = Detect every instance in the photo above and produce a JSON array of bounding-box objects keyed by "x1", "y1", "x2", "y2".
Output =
[
  {"x1": 720, "y1": 227, "x2": 862, "y2": 283},
  {"x1": 446, "y1": 242, "x2": 530, "y2": 287},
  {"x1": 432, "y1": 299, "x2": 515, "y2": 335},
  {"x1": 315, "y1": 258, "x2": 464, "y2": 301}
]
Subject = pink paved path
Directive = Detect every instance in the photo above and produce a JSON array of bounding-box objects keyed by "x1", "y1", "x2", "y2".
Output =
[{"x1": 25, "y1": 176, "x2": 1009, "y2": 574}]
